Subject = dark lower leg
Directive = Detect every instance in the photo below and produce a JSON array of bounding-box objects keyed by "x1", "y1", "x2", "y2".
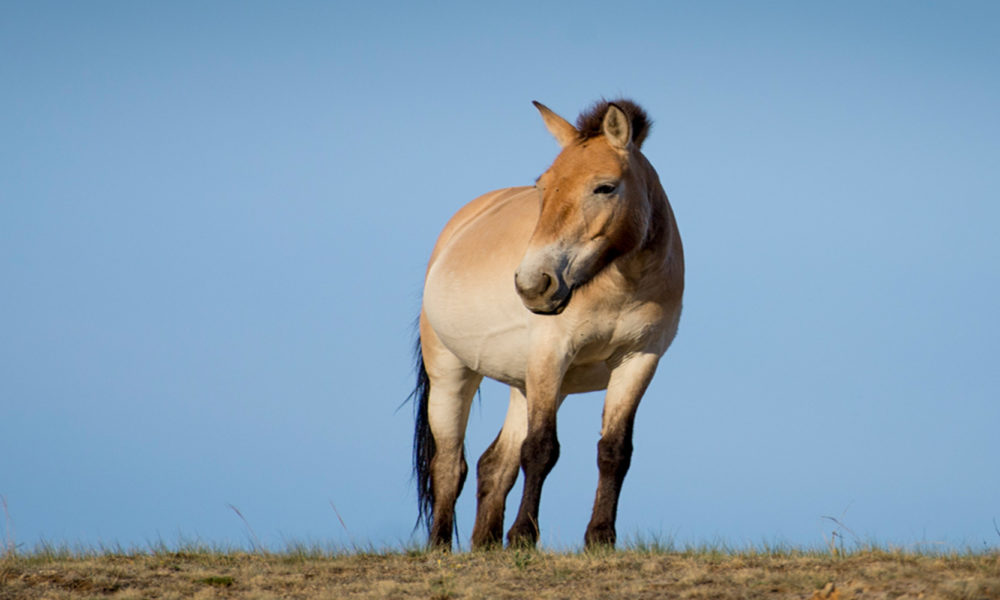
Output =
[
  {"x1": 428, "y1": 446, "x2": 467, "y2": 549},
  {"x1": 471, "y1": 433, "x2": 520, "y2": 549},
  {"x1": 506, "y1": 425, "x2": 559, "y2": 547},
  {"x1": 584, "y1": 420, "x2": 634, "y2": 548}
]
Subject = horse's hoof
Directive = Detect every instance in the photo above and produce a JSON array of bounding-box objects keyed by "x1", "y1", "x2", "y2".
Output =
[
  {"x1": 506, "y1": 523, "x2": 538, "y2": 549},
  {"x1": 584, "y1": 524, "x2": 616, "y2": 549}
]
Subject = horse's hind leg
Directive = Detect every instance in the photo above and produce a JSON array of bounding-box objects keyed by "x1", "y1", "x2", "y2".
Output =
[
  {"x1": 471, "y1": 386, "x2": 527, "y2": 549},
  {"x1": 422, "y1": 335, "x2": 482, "y2": 549}
]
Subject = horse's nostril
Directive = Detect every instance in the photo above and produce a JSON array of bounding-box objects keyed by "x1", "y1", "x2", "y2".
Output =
[{"x1": 537, "y1": 273, "x2": 552, "y2": 295}]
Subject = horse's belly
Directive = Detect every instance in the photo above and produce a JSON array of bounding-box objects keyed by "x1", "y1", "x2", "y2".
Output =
[
  {"x1": 424, "y1": 260, "x2": 532, "y2": 387},
  {"x1": 428, "y1": 314, "x2": 612, "y2": 395},
  {"x1": 424, "y1": 273, "x2": 614, "y2": 394}
]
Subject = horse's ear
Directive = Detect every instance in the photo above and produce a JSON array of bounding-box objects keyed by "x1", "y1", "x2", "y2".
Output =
[
  {"x1": 602, "y1": 103, "x2": 632, "y2": 149},
  {"x1": 533, "y1": 101, "x2": 578, "y2": 148}
]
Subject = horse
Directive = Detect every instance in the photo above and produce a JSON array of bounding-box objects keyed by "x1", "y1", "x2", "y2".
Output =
[{"x1": 412, "y1": 99, "x2": 684, "y2": 550}]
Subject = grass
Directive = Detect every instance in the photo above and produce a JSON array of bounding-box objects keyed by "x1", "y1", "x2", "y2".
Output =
[{"x1": 1, "y1": 541, "x2": 998, "y2": 599}]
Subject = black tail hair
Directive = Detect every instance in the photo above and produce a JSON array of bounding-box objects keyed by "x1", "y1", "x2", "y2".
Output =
[{"x1": 411, "y1": 334, "x2": 435, "y2": 534}]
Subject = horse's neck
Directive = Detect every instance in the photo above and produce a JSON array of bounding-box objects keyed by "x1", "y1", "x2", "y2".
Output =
[{"x1": 635, "y1": 155, "x2": 677, "y2": 262}]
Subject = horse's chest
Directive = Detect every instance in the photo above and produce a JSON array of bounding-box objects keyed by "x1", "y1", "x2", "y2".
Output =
[{"x1": 565, "y1": 302, "x2": 663, "y2": 362}]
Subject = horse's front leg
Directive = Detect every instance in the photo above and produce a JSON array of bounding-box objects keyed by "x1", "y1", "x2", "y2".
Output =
[
  {"x1": 506, "y1": 350, "x2": 569, "y2": 548},
  {"x1": 584, "y1": 351, "x2": 661, "y2": 548}
]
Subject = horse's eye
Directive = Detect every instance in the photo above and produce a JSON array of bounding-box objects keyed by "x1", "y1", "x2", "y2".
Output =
[{"x1": 593, "y1": 183, "x2": 617, "y2": 195}]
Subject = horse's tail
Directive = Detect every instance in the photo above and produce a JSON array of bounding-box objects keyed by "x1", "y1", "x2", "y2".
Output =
[{"x1": 411, "y1": 334, "x2": 435, "y2": 534}]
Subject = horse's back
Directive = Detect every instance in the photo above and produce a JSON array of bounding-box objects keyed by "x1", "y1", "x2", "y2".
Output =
[{"x1": 425, "y1": 186, "x2": 536, "y2": 273}]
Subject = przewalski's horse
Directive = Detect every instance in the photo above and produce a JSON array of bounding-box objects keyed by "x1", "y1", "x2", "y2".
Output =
[{"x1": 412, "y1": 99, "x2": 684, "y2": 550}]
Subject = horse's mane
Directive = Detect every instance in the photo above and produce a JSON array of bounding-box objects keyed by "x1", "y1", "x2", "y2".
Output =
[{"x1": 575, "y1": 98, "x2": 652, "y2": 148}]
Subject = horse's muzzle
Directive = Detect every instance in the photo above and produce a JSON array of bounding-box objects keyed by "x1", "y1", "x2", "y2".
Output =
[{"x1": 514, "y1": 268, "x2": 571, "y2": 315}]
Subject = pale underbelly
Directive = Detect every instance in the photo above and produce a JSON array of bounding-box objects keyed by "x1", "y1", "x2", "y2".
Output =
[
  {"x1": 424, "y1": 287, "x2": 613, "y2": 395},
  {"x1": 436, "y1": 325, "x2": 612, "y2": 395}
]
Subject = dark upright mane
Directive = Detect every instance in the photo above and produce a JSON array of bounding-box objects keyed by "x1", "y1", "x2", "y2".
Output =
[{"x1": 575, "y1": 98, "x2": 652, "y2": 148}]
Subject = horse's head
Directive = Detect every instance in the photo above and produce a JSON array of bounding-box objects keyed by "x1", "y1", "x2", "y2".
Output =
[{"x1": 515, "y1": 100, "x2": 655, "y2": 315}]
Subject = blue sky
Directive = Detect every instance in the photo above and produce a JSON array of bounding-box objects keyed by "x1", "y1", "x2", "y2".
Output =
[{"x1": 2, "y1": 1, "x2": 998, "y2": 551}]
